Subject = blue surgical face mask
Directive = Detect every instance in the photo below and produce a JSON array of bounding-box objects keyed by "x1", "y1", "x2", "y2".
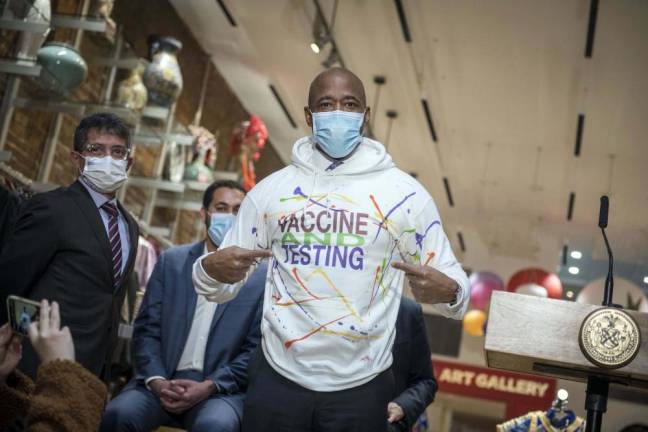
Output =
[
  {"x1": 311, "y1": 110, "x2": 365, "y2": 159},
  {"x1": 207, "y1": 213, "x2": 236, "y2": 246}
]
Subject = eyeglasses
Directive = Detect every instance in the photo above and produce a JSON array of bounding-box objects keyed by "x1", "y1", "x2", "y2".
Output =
[{"x1": 83, "y1": 143, "x2": 130, "y2": 160}]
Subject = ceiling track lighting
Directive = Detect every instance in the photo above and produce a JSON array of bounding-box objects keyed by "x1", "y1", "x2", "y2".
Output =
[
  {"x1": 384, "y1": 110, "x2": 398, "y2": 150},
  {"x1": 311, "y1": 0, "x2": 345, "y2": 68}
]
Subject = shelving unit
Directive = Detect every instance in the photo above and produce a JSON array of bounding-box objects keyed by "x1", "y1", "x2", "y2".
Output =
[{"x1": 0, "y1": 1, "x2": 240, "y2": 245}]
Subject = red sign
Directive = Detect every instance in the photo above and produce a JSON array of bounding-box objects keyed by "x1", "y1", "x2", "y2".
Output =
[{"x1": 433, "y1": 358, "x2": 556, "y2": 418}]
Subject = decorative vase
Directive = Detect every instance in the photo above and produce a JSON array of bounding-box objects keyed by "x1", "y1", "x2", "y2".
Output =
[
  {"x1": 166, "y1": 141, "x2": 186, "y2": 183},
  {"x1": 36, "y1": 42, "x2": 87, "y2": 96},
  {"x1": 116, "y1": 59, "x2": 148, "y2": 111},
  {"x1": 143, "y1": 35, "x2": 183, "y2": 107},
  {"x1": 11, "y1": 0, "x2": 52, "y2": 60}
]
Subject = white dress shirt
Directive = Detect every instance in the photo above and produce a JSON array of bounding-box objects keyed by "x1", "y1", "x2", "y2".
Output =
[{"x1": 146, "y1": 245, "x2": 217, "y2": 387}]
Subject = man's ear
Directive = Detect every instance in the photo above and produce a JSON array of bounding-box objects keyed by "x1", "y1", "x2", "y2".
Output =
[
  {"x1": 304, "y1": 107, "x2": 313, "y2": 128},
  {"x1": 126, "y1": 156, "x2": 134, "y2": 171},
  {"x1": 70, "y1": 151, "x2": 84, "y2": 172},
  {"x1": 362, "y1": 107, "x2": 371, "y2": 134}
]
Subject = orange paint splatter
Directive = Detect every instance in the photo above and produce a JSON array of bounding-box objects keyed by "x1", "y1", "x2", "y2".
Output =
[{"x1": 284, "y1": 313, "x2": 353, "y2": 349}]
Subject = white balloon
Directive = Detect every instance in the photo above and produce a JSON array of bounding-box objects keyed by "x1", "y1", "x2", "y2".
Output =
[{"x1": 576, "y1": 277, "x2": 648, "y2": 312}]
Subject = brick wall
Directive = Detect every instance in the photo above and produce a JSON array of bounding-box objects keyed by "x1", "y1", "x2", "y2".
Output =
[{"x1": 0, "y1": 0, "x2": 285, "y2": 245}]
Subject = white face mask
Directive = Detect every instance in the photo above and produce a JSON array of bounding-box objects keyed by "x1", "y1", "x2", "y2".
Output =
[{"x1": 81, "y1": 156, "x2": 128, "y2": 193}]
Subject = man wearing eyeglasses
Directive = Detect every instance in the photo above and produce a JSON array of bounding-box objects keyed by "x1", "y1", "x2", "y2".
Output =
[{"x1": 0, "y1": 112, "x2": 139, "y2": 383}]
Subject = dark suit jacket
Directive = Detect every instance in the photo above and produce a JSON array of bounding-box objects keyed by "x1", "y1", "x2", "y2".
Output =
[
  {"x1": 391, "y1": 297, "x2": 438, "y2": 429},
  {"x1": 0, "y1": 180, "x2": 139, "y2": 382},
  {"x1": 132, "y1": 241, "x2": 265, "y2": 416}
]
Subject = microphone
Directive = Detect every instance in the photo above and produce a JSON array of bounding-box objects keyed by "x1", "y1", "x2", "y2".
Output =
[
  {"x1": 598, "y1": 195, "x2": 614, "y2": 306},
  {"x1": 598, "y1": 196, "x2": 609, "y2": 228}
]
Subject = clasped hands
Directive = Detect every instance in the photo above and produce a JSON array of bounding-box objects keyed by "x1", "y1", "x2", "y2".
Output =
[{"x1": 150, "y1": 378, "x2": 216, "y2": 414}]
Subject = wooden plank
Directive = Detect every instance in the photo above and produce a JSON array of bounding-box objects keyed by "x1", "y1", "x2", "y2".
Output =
[{"x1": 485, "y1": 291, "x2": 648, "y2": 387}]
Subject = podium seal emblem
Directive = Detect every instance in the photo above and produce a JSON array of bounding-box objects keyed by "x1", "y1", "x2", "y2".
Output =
[{"x1": 579, "y1": 307, "x2": 641, "y2": 369}]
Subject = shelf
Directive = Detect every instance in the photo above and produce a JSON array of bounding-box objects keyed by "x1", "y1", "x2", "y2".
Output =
[
  {"x1": 156, "y1": 196, "x2": 202, "y2": 211},
  {"x1": 50, "y1": 14, "x2": 107, "y2": 32},
  {"x1": 84, "y1": 103, "x2": 140, "y2": 125},
  {"x1": 184, "y1": 172, "x2": 238, "y2": 190},
  {"x1": 0, "y1": 17, "x2": 50, "y2": 33},
  {"x1": 12, "y1": 98, "x2": 141, "y2": 124},
  {"x1": 133, "y1": 132, "x2": 194, "y2": 147},
  {"x1": 146, "y1": 226, "x2": 171, "y2": 238},
  {"x1": 13, "y1": 97, "x2": 85, "y2": 115},
  {"x1": 31, "y1": 181, "x2": 58, "y2": 193},
  {"x1": 141, "y1": 106, "x2": 170, "y2": 120},
  {"x1": 127, "y1": 176, "x2": 185, "y2": 192},
  {"x1": 0, "y1": 58, "x2": 42, "y2": 76}
]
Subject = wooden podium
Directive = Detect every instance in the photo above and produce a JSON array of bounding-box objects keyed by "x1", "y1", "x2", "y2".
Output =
[{"x1": 485, "y1": 291, "x2": 648, "y2": 388}]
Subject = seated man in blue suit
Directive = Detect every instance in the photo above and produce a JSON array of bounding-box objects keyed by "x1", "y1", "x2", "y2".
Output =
[
  {"x1": 101, "y1": 180, "x2": 266, "y2": 432},
  {"x1": 387, "y1": 297, "x2": 438, "y2": 432}
]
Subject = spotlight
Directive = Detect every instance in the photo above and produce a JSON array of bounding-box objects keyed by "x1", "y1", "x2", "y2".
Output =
[
  {"x1": 310, "y1": 42, "x2": 321, "y2": 54},
  {"x1": 566, "y1": 290, "x2": 574, "y2": 299},
  {"x1": 570, "y1": 250, "x2": 582, "y2": 259},
  {"x1": 643, "y1": 276, "x2": 648, "y2": 284},
  {"x1": 568, "y1": 266, "x2": 580, "y2": 275}
]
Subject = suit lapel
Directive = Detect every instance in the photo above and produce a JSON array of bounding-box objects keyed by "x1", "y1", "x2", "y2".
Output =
[
  {"x1": 209, "y1": 290, "x2": 231, "y2": 333},
  {"x1": 68, "y1": 181, "x2": 114, "y2": 288}
]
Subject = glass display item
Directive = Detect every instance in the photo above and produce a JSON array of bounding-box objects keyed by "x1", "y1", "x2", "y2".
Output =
[
  {"x1": 3, "y1": 0, "x2": 52, "y2": 60},
  {"x1": 143, "y1": 35, "x2": 183, "y2": 107},
  {"x1": 36, "y1": 42, "x2": 88, "y2": 95},
  {"x1": 116, "y1": 59, "x2": 148, "y2": 111},
  {"x1": 166, "y1": 141, "x2": 186, "y2": 183}
]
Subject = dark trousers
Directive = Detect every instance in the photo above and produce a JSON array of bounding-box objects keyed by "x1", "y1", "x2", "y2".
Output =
[
  {"x1": 242, "y1": 352, "x2": 395, "y2": 432},
  {"x1": 100, "y1": 370, "x2": 242, "y2": 432}
]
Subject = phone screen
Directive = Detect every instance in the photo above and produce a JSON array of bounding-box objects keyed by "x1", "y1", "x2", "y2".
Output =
[{"x1": 7, "y1": 295, "x2": 41, "y2": 336}]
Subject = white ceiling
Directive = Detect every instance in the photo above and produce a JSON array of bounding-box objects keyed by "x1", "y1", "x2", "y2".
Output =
[{"x1": 169, "y1": 0, "x2": 648, "y2": 287}]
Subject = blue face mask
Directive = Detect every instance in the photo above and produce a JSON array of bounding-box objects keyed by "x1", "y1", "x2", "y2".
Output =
[
  {"x1": 207, "y1": 213, "x2": 236, "y2": 246},
  {"x1": 311, "y1": 110, "x2": 365, "y2": 159}
]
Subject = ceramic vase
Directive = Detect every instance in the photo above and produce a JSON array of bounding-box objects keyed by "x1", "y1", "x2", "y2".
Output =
[
  {"x1": 36, "y1": 42, "x2": 87, "y2": 95},
  {"x1": 143, "y1": 35, "x2": 183, "y2": 107},
  {"x1": 116, "y1": 59, "x2": 148, "y2": 111}
]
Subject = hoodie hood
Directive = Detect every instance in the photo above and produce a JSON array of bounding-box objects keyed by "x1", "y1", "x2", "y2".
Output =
[{"x1": 291, "y1": 136, "x2": 395, "y2": 176}]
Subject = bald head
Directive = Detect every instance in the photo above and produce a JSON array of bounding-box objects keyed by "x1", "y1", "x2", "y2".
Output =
[{"x1": 307, "y1": 67, "x2": 367, "y2": 110}]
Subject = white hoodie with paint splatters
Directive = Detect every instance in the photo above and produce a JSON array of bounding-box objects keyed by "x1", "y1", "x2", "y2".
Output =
[{"x1": 193, "y1": 136, "x2": 469, "y2": 391}]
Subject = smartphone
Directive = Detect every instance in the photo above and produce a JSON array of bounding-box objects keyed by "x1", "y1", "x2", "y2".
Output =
[{"x1": 6, "y1": 295, "x2": 40, "y2": 336}]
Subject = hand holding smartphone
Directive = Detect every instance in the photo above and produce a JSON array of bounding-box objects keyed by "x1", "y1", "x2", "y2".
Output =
[{"x1": 6, "y1": 295, "x2": 41, "y2": 336}]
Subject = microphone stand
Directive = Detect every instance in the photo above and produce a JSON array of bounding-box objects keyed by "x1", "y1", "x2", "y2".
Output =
[{"x1": 584, "y1": 196, "x2": 614, "y2": 432}]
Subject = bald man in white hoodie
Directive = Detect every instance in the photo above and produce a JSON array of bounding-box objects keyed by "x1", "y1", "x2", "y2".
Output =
[{"x1": 193, "y1": 67, "x2": 469, "y2": 432}]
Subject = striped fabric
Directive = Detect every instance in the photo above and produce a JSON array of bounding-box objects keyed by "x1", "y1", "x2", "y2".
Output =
[{"x1": 102, "y1": 202, "x2": 122, "y2": 287}]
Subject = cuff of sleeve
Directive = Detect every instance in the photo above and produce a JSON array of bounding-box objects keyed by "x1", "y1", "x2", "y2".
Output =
[
  {"x1": 449, "y1": 281, "x2": 462, "y2": 306},
  {"x1": 145, "y1": 376, "x2": 166, "y2": 391},
  {"x1": 196, "y1": 253, "x2": 219, "y2": 285}
]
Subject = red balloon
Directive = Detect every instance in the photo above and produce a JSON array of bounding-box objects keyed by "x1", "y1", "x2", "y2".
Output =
[{"x1": 507, "y1": 268, "x2": 563, "y2": 299}]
